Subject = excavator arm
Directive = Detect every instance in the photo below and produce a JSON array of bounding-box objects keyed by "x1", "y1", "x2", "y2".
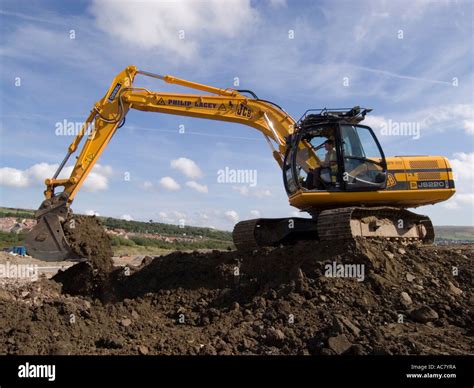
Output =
[
  {"x1": 45, "y1": 66, "x2": 307, "y2": 202},
  {"x1": 26, "y1": 66, "x2": 317, "y2": 260}
]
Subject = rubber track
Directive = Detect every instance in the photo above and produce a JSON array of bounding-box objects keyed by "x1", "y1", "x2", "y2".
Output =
[{"x1": 232, "y1": 219, "x2": 261, "y2": 251}]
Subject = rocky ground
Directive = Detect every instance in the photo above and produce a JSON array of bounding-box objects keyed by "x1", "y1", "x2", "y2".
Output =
[{"x1": 0, "y1": 238, "x2": 472, "y2": 355}]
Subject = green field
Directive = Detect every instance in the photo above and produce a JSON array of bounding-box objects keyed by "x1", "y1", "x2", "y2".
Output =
[
  {"x1": 0, "y1": 207, "x2": 35, "y2": 219},
  {"x1": 0, "y1": 230, "x2": 28, "y2": 250}
]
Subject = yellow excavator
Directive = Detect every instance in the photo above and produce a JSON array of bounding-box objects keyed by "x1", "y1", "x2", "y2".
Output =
[{"x1": 25, "y1": 66, "x2": 455, "y2": 261}]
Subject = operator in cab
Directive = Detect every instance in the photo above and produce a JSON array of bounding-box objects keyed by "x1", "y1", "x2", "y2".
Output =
[{"x1": 305, "y1": 139, "x2": 337, "y2": 190}]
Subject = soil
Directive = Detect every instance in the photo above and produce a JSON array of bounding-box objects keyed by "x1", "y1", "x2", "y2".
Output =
[
  {"x1": 0, "y1": 239, "x2": 472, "y2": 355},
  {"x1": 62, "y1": 215, "x2": 114, "y2": 272}
]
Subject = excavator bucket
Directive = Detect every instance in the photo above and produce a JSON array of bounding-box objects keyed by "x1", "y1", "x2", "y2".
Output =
[{"x1": 25, "y1": 199, "x2": 80, "y2": 262}]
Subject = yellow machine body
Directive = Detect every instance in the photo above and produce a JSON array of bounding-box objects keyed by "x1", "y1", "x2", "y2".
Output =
[{"x1": 24, "y1": 66, "x2": 456, "y2": 260}]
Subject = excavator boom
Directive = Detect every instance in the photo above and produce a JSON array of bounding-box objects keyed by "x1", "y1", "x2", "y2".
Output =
[
  {"x1": 26, "y1": 66, "x2": 301, "y2": 260},
  {"x1": 42, "y1": 66, "x2": 301, "y2": 203}
]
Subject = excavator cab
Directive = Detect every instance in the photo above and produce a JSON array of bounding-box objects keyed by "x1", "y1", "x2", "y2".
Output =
[{"x1": 283, "y1": 107, "x2": 387, "y2": 195}]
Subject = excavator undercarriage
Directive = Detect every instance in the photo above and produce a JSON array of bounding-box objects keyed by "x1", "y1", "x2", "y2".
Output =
[
  {"x1": 27, "y1": 195, "x2": 434, "y2": 261},
  {"x1": 233, "y1": 207, "x2": 434, "y2": 251}
]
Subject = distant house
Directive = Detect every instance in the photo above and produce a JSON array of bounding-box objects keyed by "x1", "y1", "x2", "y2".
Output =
[{"x1": 0, "y1": 217, "x2": 36, "y2": 233}]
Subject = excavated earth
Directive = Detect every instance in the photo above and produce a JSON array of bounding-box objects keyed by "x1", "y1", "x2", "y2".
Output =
[
  {"x1": 62, "y1": 215, "x2": 114, "y2": 273},
  {"x1": 0, "y1": 237, "x2": 472, "y2": 355}
]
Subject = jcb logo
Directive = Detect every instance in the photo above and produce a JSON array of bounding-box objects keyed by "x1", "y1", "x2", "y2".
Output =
[
  {"x1": 386, "y1": 173, "x2": 397, "y2": 188},
  {"x1": 236, "y1": 103, "x2": 252, "y2": 118}
]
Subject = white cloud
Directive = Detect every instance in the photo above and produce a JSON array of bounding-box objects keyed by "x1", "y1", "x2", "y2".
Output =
[
  {"x1": 224, "y1": 210, "x2": 239, "y2": 224},
  {"x1": 85, "y1": 209, "x2": 100, "y2": 216},
  {"x1": 185, "y1": 180, "x2": 208, "y2": 193},
  {"x1": 171, "y1": 157, "x2": 203, "y2": 179},
  {"x1": 362, "y1": 105, "x2": 474, "y2": 141},
  {"x1": 0, "y1": 163, "x2": 112, "y2": 192},
  {"x1": 199, "y1": 212, "x2": 210, "y2": 220},
  {"x1": 442, "y1": 201, "x2": 458, "y2": 210},
  {"x1": 250, "y1": 209, "x2": 261, "y2": 218},
  {"x1": 232, "y1": 185, "x2": 272, "y2": 198},
  {"x1": 463, "y1": 120, "x2": 474, "y2": 135},
  {"x1": 79, "y1": 164, "x2": 112, "y2": 192},
  {"x1": 0, "y1": 167, "x2": 29, "y2": 188},
  {"x1": 121, "y1": 214, "x2": 133, "y2": 221},
  {"x1": 456, "y1": 193, "x2": 474, "y2": 205},
  {"x1": 451, "y1": 152, "x2": 474, "y2": 183},
  {"x1": 27, "y1": 163, "x2": 56, "y2": 183},
  {"x1": 90, "y1": 0, "x2": 258, "y2": 58},
  {"x1": 232, "y1": 185, "x2": 249, "y2": 196},
  {"x1": 362, "y1": 115, "x2": 387, "y2": 133},
  {"x1": 419, "y1": 104, "x2": 474, "y2": 135},
  {"x1": 158, "y1": 210, "x2": 187, "y2": 223},
  {"x1": 173, "y1": 210, "x2": 187, "y2": 220},
  {"x1": 159, "y1": 176, "x2": 181, "y2": 191},
  {"x1": 142, "y1": 180, "x2": 153, "y2": 190},
  {"x1": 254, "y1": 189, "x2": 272, "y2": 198},
  {"x1": 444, "y1": 152, "x2": 474, "y2": 212}
]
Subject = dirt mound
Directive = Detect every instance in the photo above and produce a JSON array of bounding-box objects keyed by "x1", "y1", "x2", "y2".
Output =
[{"x1": 0, "y1": 239, "x2": 472, "y2": 355}]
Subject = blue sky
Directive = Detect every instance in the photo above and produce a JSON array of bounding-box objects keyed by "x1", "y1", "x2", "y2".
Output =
[{"x1": 0, "y1": 0, "x2": 473, "y2": 229}]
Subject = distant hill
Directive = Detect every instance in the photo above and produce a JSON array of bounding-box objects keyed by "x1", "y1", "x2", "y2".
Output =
[
  {"x1": 0, "y1": 206, "x2": 232, "y2": 240},
  {"x1": 434, "y1": 226, "x2": 474, "y2": 242},
  {"x1": 0, "y1": 207, "x2": 34, "y2": 220},
  {"x1": 0, "y1": 207, "x2": 233, "y2": 253}
]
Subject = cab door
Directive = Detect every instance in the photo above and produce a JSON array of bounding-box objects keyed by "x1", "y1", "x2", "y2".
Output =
[{"x1": 339, "y1": 124, "x2": 387, "y2": 191}]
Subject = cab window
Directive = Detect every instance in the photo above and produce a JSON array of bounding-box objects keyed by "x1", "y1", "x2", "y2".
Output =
[
  {"x1": 340, "y1": 125, "x2": 386, "y2": 190},
  {"x1": 295, "y1": 126, "x2": 338, "y2": 191}
]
